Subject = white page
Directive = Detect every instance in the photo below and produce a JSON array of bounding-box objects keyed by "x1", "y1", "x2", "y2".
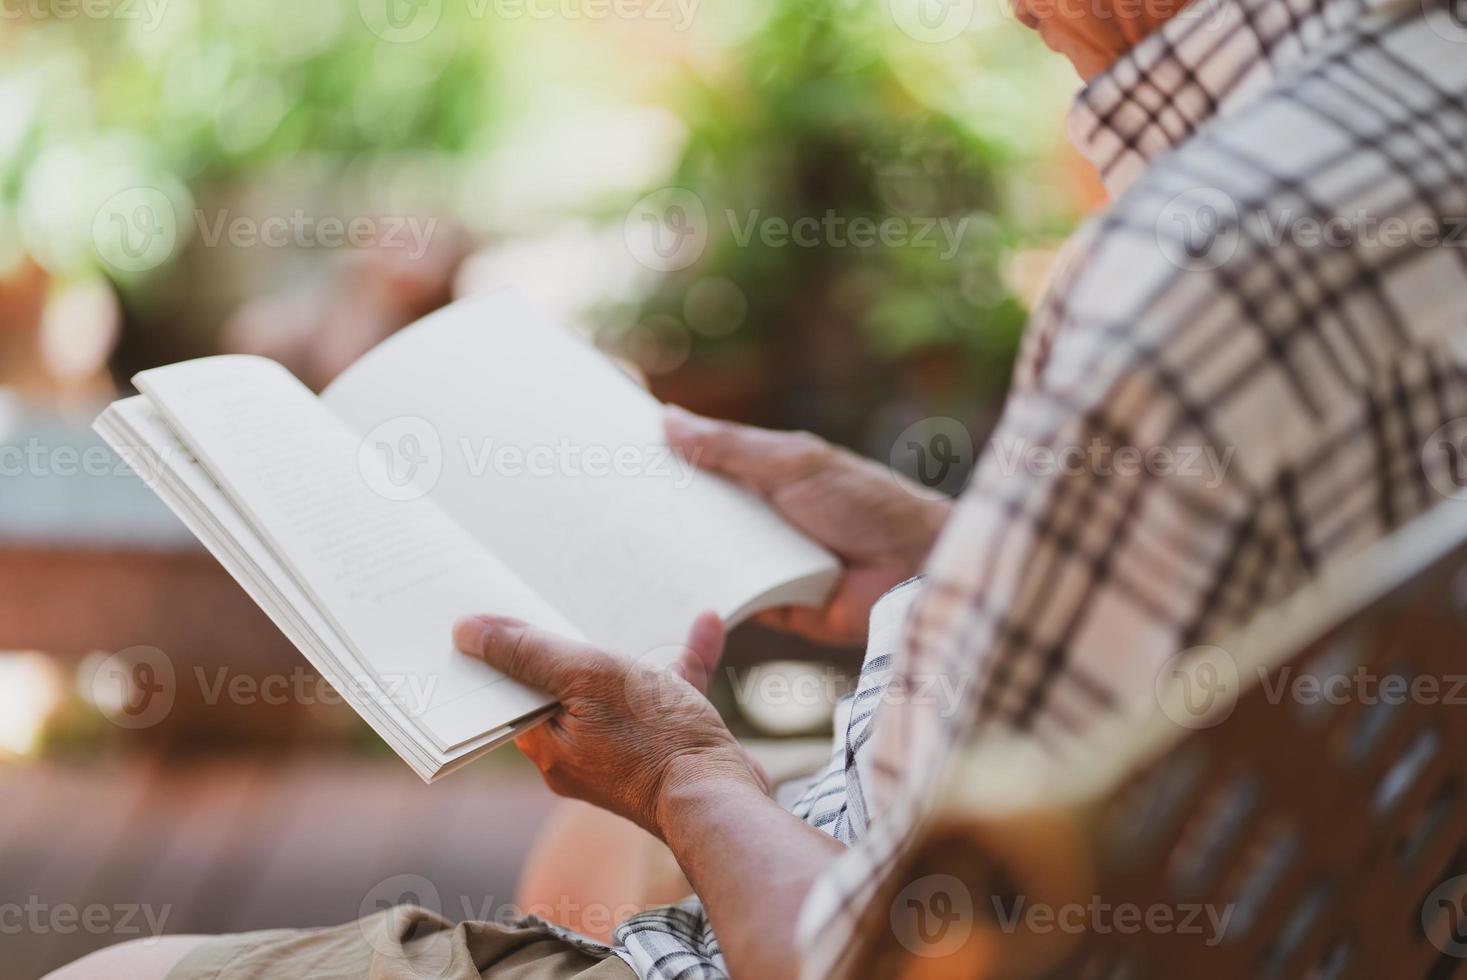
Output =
[
  {"x1": 94, "y1": 396, "x2": 525, "y2": 780},
  {"x1": 322, "y1": 290, "x2": 839, "y2": 658},
  {"x1": 135, "y1": 356, "x2": 570, "y2": 751}
]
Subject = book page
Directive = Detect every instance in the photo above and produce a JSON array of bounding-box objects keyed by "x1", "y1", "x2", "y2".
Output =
[
  {"x1": 94, "y1": 396, "x2": 523, "y2": 780},
  {"x1": 322, "y1": 290, "x2": 839, "y2": 659},
  {"x1": 134, "y1": 355, "x2": 570, "y2": 752}
]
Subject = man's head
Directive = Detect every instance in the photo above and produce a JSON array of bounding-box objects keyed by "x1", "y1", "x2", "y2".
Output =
[{"x1": 1012, "y1": 0, "x2": 1194, "y2": 79}]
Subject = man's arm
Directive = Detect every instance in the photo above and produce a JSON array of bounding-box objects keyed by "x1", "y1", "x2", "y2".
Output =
[
  {"x1": 657, "y1": 772, "x2": 845, "y2": 980},
  {"x1": 453, "y1": 613, "x2": 843, "y2": 980}
]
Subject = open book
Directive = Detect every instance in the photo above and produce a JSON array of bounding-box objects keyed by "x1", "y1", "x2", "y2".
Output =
[{"x1": 94, "y1": 290, "x2": 839, "y2": 781}]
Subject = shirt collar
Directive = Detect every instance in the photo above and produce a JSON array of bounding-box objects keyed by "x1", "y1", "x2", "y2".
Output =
[{"x1": 1066, "y1": 0, "x2": 1369, "y2": 197}]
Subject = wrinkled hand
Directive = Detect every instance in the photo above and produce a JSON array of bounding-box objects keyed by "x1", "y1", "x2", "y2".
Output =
[
  {"x1": 454, "y1": 611, "x2": 766, "y2": 839},
  {"x1": 665, "y1": 406, "x2": 952, "y2": 646}
]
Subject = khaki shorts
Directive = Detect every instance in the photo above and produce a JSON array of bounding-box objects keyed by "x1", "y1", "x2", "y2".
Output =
[{"x1": 166, "y1": 906, "x2": 635, "y2": 980}]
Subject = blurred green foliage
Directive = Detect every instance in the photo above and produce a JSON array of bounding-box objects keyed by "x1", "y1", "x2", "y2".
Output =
[
  {"x1": 1, "y1": 0, "x2": 1080, "y2": 393},
  {"x1": 1, "y1": 0, "x2": 496, "y2": 277},
  {"x1": 628, "y1": 0, "x2": 1074, "y2": 391}
]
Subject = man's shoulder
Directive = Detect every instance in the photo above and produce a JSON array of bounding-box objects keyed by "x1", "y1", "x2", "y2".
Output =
[
  {"x1": 1034, "y1": 7, "x2": 1467, "y2": 491},
  {"x1": 1049, "y1": 5, "x2": 1467, "y2": 387},
  {"x1": 1086, "y1": 4, "x2": 1467, "y2": 290}
]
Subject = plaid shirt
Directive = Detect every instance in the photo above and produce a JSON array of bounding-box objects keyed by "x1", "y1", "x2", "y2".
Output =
[{"x1": 583, "y1": 0, "x2": 1467, "y2": 975}]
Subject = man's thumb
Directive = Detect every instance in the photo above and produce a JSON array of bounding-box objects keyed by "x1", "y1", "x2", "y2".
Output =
[{"x1": 674, "y1": 610, "x2": 725, "y2": 694}]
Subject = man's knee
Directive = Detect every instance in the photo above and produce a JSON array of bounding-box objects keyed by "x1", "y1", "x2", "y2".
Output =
[{"x1": 42, "y1": 934, "x2": 209, "y2": 980}]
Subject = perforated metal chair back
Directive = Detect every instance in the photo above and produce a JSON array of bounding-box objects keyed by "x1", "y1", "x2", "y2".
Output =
[{"x1": 844, "y1": 502, "x2": 1467, "y2": 980}]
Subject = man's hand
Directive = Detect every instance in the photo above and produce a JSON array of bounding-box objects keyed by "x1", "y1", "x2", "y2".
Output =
[
  {"x1": 456, "y1": 610, "x2": 847, "y2": 980},
  {"x1": 665, "y1": 405, "x2": 952, "y2": 645},
  {"x1": 453, "y1": 611, "x2": 764, "y2": 839}
]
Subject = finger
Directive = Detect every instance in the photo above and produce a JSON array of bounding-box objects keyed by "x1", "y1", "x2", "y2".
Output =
[
  {"x1": 454, "y1": 615, "x2": 601, "y2": 696},
  {"x1": 664, "y1": 405, "x2": 827, "y2": 493},
  {"x1": 673, "y1": 611, "x2": 725, "y2": 694},
  {"x1": 755, "y1": 605, "x2": 829, "y2": 635},
  {"x1": 514, "y1": 725, "x2": 558, "y2": 768},
  {"x1": 755, "y1": 607, "x2": 794, "y2": 630}
]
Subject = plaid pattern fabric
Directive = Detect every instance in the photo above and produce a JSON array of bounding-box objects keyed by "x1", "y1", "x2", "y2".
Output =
[{"x1": 573, "y1": 0, "x2": 1467, "y2": 975}]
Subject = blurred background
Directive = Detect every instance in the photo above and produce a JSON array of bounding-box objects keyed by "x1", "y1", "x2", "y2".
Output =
[{"x1": 0, "y1": 0, "x2": 1102, "y2": 974}]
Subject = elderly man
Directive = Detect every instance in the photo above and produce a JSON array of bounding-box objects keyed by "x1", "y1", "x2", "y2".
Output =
[{"x1": 56, "y1": 0, "x2": 1467, "y2": 976}]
